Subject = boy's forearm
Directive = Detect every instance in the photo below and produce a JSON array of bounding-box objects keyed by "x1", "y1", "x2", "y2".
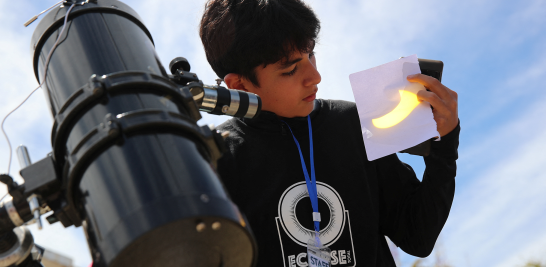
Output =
[
  {"x1": 424, "y1": 120, "x2": 460, "y2": 186},
  {"x1": 385, "y1": 122, "x2": 460, "y2": 257}
]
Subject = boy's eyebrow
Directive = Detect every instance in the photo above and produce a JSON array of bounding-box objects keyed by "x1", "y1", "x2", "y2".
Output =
[{"x1": 277, "y1": 57, "x2": 303, "y2": 70}]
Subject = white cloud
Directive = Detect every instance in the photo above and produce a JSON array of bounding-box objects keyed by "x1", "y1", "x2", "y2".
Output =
[
  {"x1": 438, "y1": 28, "x2": 546, "y2": 265},
  {"x1": 443, "y1": 96, "x2": 546, "y2": 266}
]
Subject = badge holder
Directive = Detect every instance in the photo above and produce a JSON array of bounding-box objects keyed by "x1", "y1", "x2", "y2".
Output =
[
  {"x1": 307, "y1": 232, "x2": 331, "y2": 267},
  {"x1": 284, "y1": 118, "x2": 331, "y2": 266}
]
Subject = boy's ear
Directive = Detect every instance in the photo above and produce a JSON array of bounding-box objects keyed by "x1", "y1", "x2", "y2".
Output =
[{"x1": 224, "y1": 73, "x2": 249, "y2": 92}]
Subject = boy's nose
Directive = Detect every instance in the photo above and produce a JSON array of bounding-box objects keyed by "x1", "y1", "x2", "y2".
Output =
[{"x1": 303, "y1": 57, "x2": 321, "y2": 87}]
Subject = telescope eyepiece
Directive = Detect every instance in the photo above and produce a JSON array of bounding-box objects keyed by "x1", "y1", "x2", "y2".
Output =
[{"x1": 168, "y1": 57, "x2": 262, "y2": 119}]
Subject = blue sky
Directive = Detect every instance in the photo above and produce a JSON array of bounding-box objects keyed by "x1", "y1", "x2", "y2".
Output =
[{"x1": 1, "y1": 0, "x2": 545, "y2": 266}]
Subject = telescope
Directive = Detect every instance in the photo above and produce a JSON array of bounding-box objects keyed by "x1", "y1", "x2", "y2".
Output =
[{"x1": 0, "y1": 0, "x2": 259, "y2": 266}]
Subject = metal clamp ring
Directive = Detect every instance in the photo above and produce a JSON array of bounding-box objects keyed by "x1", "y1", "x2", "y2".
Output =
[{"x1": 2, "y1": 196, "x2": 24, "y2": 227}]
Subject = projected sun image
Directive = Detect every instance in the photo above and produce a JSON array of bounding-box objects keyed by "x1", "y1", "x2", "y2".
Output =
[{"x1": 372, "y1": 90, "x2": 420, "y2": 128}]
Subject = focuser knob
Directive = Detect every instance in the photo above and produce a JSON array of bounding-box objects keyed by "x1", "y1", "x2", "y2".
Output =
[{"x1": 169, "y1": 57, "x2": 191, "y2": 74}]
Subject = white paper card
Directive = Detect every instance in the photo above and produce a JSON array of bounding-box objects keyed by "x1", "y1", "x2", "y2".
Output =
[{"x1": 349, "y1": 55, "x2": 439, "y2": 161}]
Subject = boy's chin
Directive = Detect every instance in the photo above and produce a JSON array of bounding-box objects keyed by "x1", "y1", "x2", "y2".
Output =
[{"x1": 282, "y1": 102, "x2": 315, "y2": 118}]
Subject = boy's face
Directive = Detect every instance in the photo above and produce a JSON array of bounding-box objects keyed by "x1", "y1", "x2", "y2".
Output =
[{"x1": 240, "y1": 50, "x2": 321, "y2": 118}]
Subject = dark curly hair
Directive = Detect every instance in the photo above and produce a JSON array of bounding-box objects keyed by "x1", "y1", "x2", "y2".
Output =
[{"x1": 199, "y1": 0, "x2": 320, "y2": 87}]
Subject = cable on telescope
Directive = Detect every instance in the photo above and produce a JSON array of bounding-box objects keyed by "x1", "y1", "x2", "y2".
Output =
[
  {"x1": 24, "y1": 0, "x2": 66, "y2": 27},
  {"x1": 1, "y1": 3, "x2": 76, "y2": 175}
]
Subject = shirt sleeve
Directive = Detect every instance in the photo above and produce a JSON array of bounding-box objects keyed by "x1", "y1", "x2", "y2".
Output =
[{"x1": 375, "y1": 122, "x2": 460, "y2": 257}]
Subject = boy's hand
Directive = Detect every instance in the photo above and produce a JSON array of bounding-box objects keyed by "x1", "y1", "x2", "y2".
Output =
[{"x1": 407, "y1": 74, "x2": 458, "y2": 137}]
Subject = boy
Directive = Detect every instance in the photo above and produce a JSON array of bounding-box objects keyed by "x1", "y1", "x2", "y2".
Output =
[{"x1": 199, "y1": 0, "x2": 459, "y2": 266}]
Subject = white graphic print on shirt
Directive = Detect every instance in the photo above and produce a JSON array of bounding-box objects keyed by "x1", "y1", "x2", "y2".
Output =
[{"x1": 276, "y1": 182, "x2": 357, "y2": 267}]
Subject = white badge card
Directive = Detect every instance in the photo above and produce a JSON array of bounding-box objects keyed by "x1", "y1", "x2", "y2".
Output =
[{"x1": 307, "y1": 237, "x2": 331, "y2": 267}]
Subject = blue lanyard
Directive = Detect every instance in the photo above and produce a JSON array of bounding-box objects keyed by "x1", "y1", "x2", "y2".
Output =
[{"x1": 282, "y1": 115, "x2": 320, "y2": 233}]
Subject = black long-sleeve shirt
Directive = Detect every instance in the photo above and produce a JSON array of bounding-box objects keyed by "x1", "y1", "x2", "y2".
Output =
[{"x1": 217, "y1": 99, "x2": 459, "y2": 267}]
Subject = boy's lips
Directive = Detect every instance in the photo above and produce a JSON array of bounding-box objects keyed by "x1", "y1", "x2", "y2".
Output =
[{"x1": 303, "y1": 90, "x2": 317, "y2": 102}]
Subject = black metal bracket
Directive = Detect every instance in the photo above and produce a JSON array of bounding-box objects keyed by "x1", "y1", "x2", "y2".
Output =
[
  {"x1": 19, "y1": 155, "x2": 61, "y2": 198},
  {"x1": 51, "y1": 71, "x2": 201, "y2": 164},
  {"x1": 168, "y1": 57, "x2": 200, "y2": 86},
  {"x1": 168, "y1": 71, "x2": 200, "y2": 87}
]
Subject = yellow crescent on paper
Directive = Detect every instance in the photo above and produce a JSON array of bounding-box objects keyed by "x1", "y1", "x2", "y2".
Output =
[{"x1": 372, "y1": 90, "x2": 420, "y2": 128}]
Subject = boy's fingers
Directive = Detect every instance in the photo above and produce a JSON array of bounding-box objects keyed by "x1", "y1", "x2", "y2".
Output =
[
  {"x1": 407, "y1": 74, "x2": 452, "y2": 100},
  {"x1": 410, "y1": 74, "x2": 458, "y2": 136},
  {"x1": 448, "y1": 87, "x2": 458, "y2": 101},
  {"x1": 416, "y1": 90, "x2": 447, "y2": 112}
]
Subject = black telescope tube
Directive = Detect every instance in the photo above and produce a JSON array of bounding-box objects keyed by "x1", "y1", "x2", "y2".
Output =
[{"x1": 31, "y1": 1, "x2": 256, "y2": 266}]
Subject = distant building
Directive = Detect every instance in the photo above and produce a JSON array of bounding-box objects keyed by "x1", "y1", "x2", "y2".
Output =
[{"x1": 41, "y1": 249, "x2": 73, "y2": 267}]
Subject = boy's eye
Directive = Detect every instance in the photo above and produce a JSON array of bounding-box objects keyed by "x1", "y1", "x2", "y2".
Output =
[{"x1": 282, "y1": 65, "x2": 298, "y2": 76}]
